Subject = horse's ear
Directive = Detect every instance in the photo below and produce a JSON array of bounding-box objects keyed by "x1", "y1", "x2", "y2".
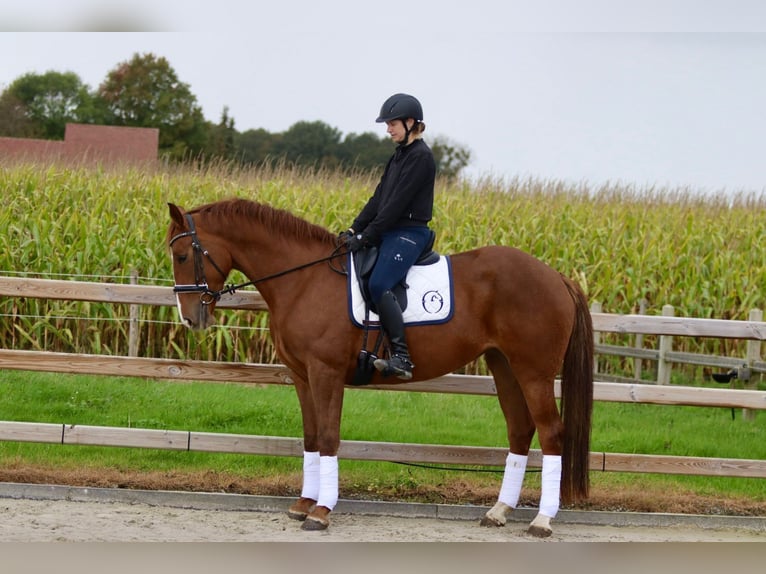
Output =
[{"x1": 168, "y1": 203, "x2": 187, "y2": 228}]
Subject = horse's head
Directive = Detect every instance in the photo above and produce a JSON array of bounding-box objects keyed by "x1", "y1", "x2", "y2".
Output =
[{"x1": 167, "y1": 202, "x2": 233, "y2": 330}]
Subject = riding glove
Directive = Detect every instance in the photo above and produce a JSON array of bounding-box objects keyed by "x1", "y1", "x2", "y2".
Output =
[
  {"x1": 345, "y1": 233, "x2": 370, "y2": 252},
  {"x1": 336, "y1": 229, "x2": 354, "y2": 247}
]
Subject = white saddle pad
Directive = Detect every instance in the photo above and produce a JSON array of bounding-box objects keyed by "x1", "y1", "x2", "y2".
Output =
[{"x1": 348, "y1": 254, "x2": 454, "y2": 328}]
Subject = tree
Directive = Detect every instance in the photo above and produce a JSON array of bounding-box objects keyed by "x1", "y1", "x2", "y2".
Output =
[
  {"x1": 275, "y1": 120, "x2": 342, "y2": 169},
  {"x1": 234, "y1": 128, "x2": 277, "y2": 165},
  {"x1": 0, "y1": 71, "x2": 97, "y2": 139},
  {"x1": 205, "y1": 106, "x2": 237, "y2": 161},
  {"x1": 431, "y1": 135, "x2": 472, "y2": 180},
  {"x1": 338, "y1": 132, "x2": 392, "y2": 172},
  {"x1": 0, "y1": 92, "x2": 40, "y2": 138},
  {"x1": 97, "y1": 53, "x2": 207, "y2": 159}
]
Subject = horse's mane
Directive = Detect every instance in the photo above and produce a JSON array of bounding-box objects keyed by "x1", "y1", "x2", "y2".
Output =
[{"x1": 189, "y1": 198, "x2": 335, "y2": 245}]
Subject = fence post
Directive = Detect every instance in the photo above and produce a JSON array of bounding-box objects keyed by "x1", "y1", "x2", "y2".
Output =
[
  {"x1": 590, "y1": 301, "x2": 601, "y2": 376},
  {"x1": 128, "y1": 270, "x2": 139, "y2": 357},
  {"x1": 657, "y1": 304, "x2": 674, "y2": 385},
  {"x1": 634, "y1": 298, "x2": 647, "y2": 381},
  {"x1": 743, "y1": 308, "x2": 763, "y2": 421}
]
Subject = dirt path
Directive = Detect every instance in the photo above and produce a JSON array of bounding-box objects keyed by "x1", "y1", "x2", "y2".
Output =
[{"x1": 1, "y1": 494, "x2": 763, "y2": 542}]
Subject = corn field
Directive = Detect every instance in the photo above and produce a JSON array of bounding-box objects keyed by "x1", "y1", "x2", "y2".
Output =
[{"x1": 1, "y1": 160, "x2": 764, "y2": 379}]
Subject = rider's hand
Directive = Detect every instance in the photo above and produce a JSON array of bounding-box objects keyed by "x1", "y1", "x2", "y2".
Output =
[
  {"x1": 345, "y1": 233, "x2": 369, "y2": 252},
  {"x1": 336, "y1": 229, "x2": 354, "y2": 248}
]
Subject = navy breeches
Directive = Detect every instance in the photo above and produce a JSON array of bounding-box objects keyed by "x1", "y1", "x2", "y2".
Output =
[{"x1": 367, "y1": 226, "x2": 431, "y2": 304}]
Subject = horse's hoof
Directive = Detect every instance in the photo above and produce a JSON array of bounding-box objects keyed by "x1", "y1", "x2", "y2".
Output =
[
  {"x1": 526, "y1": 525, "x2": 553, "y2": 538},
  {"x1": 480, "y1": 501, "x2": 511, "y2": 527},
  {"x1": 287, "y1": 509, "x2": 308, "y2": 521},
  {"x1": 287, "y1": 498, "x2": 316, "y2": 521},
  {"x1": 479, "y1": 515, "x2": 504, "y2": 527},
  {"x1": 301, "y1": 517, "x2": 329, "y2": 531},
  {"x1": 301, "y1": 515, "x2": 329, "y2": 531},
  {"x1": 300, "y1": 506, "x2": 331, "y2": 531},
  {"x1": 527, "y1": 513, "x2": 553, "y2": 537}
]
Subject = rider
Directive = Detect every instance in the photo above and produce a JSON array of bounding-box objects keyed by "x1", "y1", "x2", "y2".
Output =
[{"x1": 342, "y1": 93, "x2": 436, "y2": 380}]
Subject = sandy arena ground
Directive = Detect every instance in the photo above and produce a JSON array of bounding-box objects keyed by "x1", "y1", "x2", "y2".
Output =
[{"x1": 0, "y1": 491, "x2": 763, "y2": 542}]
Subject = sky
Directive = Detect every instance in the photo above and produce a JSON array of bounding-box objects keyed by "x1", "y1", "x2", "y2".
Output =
[{"x1": 2, "y1": 1, "x2": 766, "y2": 196}]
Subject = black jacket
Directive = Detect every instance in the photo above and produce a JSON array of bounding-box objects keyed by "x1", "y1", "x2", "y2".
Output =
[{"x1": 351, "y1": 138, "x2": 435, "y2": 244}]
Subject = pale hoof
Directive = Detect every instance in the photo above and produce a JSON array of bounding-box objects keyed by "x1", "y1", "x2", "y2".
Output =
[
  {"x1": 527, "y1": 513, "x2": 553, "y2": 538},
  {"x1": 480, "y1": 515, "x2": 504, "y2": 527},
  {"x1": 526, "y1": 524, "x2": 553, "y2": 538},
  {"x1": 480, "y1": 501, "x2": 512, "y2": 527}
]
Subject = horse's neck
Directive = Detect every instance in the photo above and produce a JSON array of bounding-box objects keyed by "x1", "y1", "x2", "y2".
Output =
[{"x1": 233, "y1": 234, "x2": 331, "y2": 306}]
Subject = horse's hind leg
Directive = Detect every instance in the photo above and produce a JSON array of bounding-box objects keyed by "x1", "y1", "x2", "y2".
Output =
[
  {"x1": 518, "y1": 373, "x2": 566, "y2": 538},
  {"x1": 480, "y1": 349, "x2": 536, "y2": 529},
  {"x1": 524, "y1": 455, "x2": 562, "y2": 537}
]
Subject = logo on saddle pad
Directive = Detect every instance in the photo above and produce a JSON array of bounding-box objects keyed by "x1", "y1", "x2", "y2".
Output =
[{"x1": 348, "y1": 254, "x2": 454, "y2": 328}]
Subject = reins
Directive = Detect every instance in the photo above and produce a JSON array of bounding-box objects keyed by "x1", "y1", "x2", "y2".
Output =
[
  {"x1": 216, "y1": 248, "x2": 347, "y2": 298},
  {"x1": 170, "y1": 213, "x2": 347, "y2": 303}
]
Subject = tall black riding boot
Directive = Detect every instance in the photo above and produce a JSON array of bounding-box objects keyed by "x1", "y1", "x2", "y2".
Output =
[{"x1": 373, "y1": 290, "x2": 414, "y2": 380}]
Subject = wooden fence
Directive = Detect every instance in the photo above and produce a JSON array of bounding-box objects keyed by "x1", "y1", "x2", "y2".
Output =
[
  {"x1": 591, "y1": 301, "x2": 765, "y2": 386},
  {"x1": 0, "y1": 276, "x2": 764, "y2": 479}
]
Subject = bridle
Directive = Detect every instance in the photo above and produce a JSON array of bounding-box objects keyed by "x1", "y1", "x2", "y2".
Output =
[
  {"x1": 169, "y1": 213, "x2": 229, "y2": 305},
  {"x1": 169, "y1": 212, "x2": 347, "y2": 305}
]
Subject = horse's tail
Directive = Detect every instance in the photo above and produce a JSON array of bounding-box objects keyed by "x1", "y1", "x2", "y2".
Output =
[{"x1": 559, "y1": 275, "x2": 594, "y2": 504}]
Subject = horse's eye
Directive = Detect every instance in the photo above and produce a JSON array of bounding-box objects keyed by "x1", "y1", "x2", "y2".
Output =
[{"x1": 177, "y1": 254, "x2": 188, "y2": 264}]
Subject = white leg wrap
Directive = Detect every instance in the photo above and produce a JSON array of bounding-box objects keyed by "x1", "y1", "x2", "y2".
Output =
[
  {"x1": 498, "y1": 452, "x2": 528, "y2": 508},
  {"x1": 300, "y1": 451, "x2": 320, "y2": 500},
  {"x1": 539, "y1": 454, "x2": 562, "y2": 518},
  {"x1": 317, "y1": 455, "x2": 339, "y2": 510}
]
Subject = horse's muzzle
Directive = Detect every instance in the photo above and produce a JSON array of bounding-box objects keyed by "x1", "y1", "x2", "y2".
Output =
[
  {"x1": 182, "y1": 312, "x2": 216, "y2": 331},
  {"x1": 176, "y1": 295, "x2": 216, "y2": 331}
]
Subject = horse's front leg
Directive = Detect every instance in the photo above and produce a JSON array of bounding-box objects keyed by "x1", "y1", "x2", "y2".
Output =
[
  {"x1": 287, "y1": 375, "x2": 321, "y2": 522},
  {"x1": 295, "y1": 367, "x2": 345, "y2": 532}
]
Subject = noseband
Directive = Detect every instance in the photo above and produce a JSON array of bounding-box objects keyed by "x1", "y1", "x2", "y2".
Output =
[{"x1": 169, "y1": 213, "x2": 229, "y2": 305}]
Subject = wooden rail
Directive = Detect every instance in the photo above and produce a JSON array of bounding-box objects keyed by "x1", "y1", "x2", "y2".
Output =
[
  {"x1": 0, "y1": 349, "x2": 764, "y2": 409},
  {"x1": 0, "y1": 421, "x2": 763, "y2": 479},
  {"x1": 0, "y1": 276, "x2": 267, "y2": 310}
]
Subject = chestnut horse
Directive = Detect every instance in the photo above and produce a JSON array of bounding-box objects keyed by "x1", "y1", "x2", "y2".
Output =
[{"x1": 166, "y1": 198, "x2": 593, "y2": 537}]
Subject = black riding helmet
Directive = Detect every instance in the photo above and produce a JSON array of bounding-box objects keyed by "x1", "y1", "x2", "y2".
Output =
[
  {"x1": 375, "y1": 93, "x2": 423, "y2": 123},
  {"x1": 376, "y1": 93, "x2": 423, "y2": 146}
]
